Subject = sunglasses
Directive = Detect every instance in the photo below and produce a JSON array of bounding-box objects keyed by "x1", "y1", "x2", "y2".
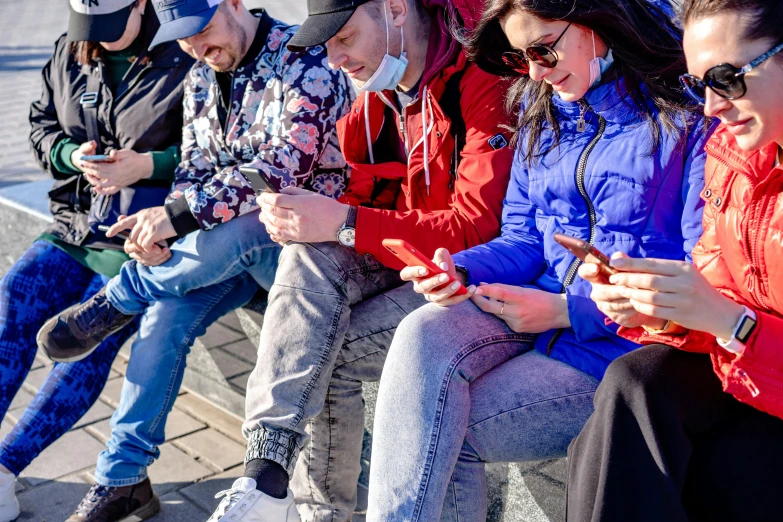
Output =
[
  {"x1": 680, "y1": 41, "x2": 783, "y2": 105},
  {"x1": 501, "y1": 23, "x2": 572, "y2": 76}
]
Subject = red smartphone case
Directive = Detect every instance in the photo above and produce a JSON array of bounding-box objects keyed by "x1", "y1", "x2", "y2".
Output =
[{"x1": 382, "y1": 239, "x2": 468, "y2": 296}]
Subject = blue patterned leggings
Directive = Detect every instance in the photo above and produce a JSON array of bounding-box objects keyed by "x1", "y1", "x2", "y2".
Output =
[{"x1": 0, "y1": 241, "x2": 138, "y2": 475}]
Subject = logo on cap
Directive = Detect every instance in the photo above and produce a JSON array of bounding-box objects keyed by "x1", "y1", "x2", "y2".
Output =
[
  {"x1": 154, "y1": 0, "x2": 187, "y2": 10},
  {"x1": 82, "y1": 0, "x2": 100, "y2": 5}
]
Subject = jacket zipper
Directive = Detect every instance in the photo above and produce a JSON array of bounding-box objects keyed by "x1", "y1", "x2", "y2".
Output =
[
  {"x1": 546, "y1": 100, "x2": 606, "y2": 356},
  {"x1": 378, "y1": 92, "x2": 409, "y2": 155}
]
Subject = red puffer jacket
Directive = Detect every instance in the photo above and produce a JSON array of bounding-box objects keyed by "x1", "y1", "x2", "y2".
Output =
[
  {"x1": 620, "y1": 124, "x2": 783, "y2": 419},
  {"x1": 336, "y1": 10, "x2": 513, "y2": 269}
]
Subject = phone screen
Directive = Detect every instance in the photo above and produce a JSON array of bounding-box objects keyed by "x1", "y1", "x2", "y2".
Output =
[
  {"x1": 239, "y1": 166, "x2": 278, "y2": 194},
  {"x1": 80, "y1": 155, "x2": 112, "y2": 162}
]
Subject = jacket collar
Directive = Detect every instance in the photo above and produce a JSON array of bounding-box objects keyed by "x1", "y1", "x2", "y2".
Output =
[
  {"x1": 552, "y1": 75, "x2": 648, "y2": 125},
  {"x1": 706, "y1": 124, "x2": 779, "y2": 181}
]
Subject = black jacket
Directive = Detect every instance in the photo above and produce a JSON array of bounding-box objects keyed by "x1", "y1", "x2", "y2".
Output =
[{"x1": 29, "y1": 11, "x2": 194, "y2": 247}]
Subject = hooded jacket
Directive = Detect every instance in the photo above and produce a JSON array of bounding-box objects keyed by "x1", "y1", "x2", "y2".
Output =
[
  {"x1": 29, "y1": 11, "x2": 193, "y2": 247},
  {"x1": 453, "y1": 77, "x2": 714, "y2": 379},
  {"x1": 620, "y1": 125, "x2": 783, "y2": 419},
  {"x1": 336, "y1": 0, "x2": 514, "y2": 268}
]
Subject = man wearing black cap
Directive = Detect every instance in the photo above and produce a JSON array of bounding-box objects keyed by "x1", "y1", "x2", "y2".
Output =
[
  {"x1": 41, "y1": 0, "x2": 352, "y2": 520},
  {"x1": 202, "y1": 0, "x2": 515, "y2": 519}
]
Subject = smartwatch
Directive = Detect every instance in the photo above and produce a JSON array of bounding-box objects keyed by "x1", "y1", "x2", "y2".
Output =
[
  {"x1": 337, "y1": 206, "x2": 358, "y2": 248},
  {"x1": 717, "y1": 306, "x2": 757, "y2": 354}
]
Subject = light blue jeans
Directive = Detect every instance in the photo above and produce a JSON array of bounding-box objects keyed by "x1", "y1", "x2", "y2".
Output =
[
  {"x1": 94, "y1": 211, "x2": 282, "y2": 486},
  {"x1": 367, "y1": 301, "x2": 600, "y2": 522}
]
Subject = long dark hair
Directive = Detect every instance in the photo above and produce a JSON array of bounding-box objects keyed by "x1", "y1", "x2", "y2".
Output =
[
  {"x1": 682, "y1": 0, "x2": 783, "y2": 43},
  {"x1": 69, "y1": 2, "x2": 160, "y2": 65},
  {"x1": 462, "y1": 0, "x2": 697, "y2": 164}
]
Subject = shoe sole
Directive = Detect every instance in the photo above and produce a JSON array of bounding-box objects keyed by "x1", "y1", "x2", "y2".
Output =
[
  {"x1": 118, "y1": 494, "x2": 160, "y2": 522},
  {"x1": 36, "y1": 303, "x2": 121, "y2": 364}
]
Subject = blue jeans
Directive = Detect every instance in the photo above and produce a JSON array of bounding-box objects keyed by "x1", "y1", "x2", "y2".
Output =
[
  {"x1": 94, "y1": 212, "x2": 281, "y2": 486},
  {"x1": 367, "y1": 301, "x2": 600, "y2": 522},
  {"x1": 0, "y1": 241, "x2": 138, "y2": 475}
]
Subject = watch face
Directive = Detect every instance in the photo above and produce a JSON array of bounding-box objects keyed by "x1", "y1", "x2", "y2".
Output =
[{"x1": 338, "y1": 228, "x2": 355, "y2": 247}]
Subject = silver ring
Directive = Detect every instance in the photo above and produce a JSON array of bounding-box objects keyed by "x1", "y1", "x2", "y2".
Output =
[{"x1": 500, "y1": 302, "x2": 505, "y2": 315}]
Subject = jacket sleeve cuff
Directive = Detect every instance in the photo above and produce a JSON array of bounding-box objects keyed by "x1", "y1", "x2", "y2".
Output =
[
  {"x1": 451, "y1": 251, "x2": 492, "y2": 286},
  {"x1": 165, "y1": 197, "x2": 200, "y2": 239},
  {"x1": 50, "y1": 137, "x2": 82, "y2": 179},
  {"x1": 354, "y1": 206, "x2": 383, "y2": 258},
  {"x1": 149, "y1": 145, "x2": 180, "y2": 181}
]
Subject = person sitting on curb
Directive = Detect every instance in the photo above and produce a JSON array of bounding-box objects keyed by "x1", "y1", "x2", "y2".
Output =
[
  {"x1": 568, "y1": 0, "x2": 783, "y2": 520},
  {"x1": 0, "y1": 1, "x2": 193, "y2": 521},
  {"x1": 203, "y1": 0, "x2": 515, "y2": 517},
  {"x1": 37, "y1": 0, "x2": 352, "y2": 520},
  {"x1": 363, "y1": 0, "x2": 717, "y2": 519}
]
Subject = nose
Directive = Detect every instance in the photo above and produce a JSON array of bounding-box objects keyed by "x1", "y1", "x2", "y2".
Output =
[
  {"x1": 528, "y1": 61, "x2": 551, "y2": 82},
  {"x1": 326, "y1": 46, "x2": 346, "y2": 71},
  {"x1": 703, "y1": 87, "x2": 732, "y2": 119},
  {"x1": 181, "y1": 35, "x2": 205, "y2": 59}
]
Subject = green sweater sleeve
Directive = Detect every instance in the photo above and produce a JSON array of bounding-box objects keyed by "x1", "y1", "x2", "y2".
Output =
[
  {"x1": 149, "y1": 144, "x2": 180, "y2": 181},
  {"x1": 50, "y1": 137, "x2": 83, "y2": 178}
]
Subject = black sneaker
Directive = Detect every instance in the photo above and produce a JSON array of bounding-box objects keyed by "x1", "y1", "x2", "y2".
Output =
[
  {"x1": 37, "y1": 287, "x2": 135, "y2": 363},
  {"x1": 66, "y1": 479, "x2": 159, "y2": 522}
]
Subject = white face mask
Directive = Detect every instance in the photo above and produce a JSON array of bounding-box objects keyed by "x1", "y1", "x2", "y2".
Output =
[
  {"x1": 353, "y1": 1, "x2": 408, "y2": 92},
  {"x1": 588, "y1": 31, "x2": 614, "y2": 89}
]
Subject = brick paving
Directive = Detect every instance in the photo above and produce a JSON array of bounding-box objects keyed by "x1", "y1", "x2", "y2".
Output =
[{"x1": 0, "y1": 1, "x2": 565, "y2": 520}]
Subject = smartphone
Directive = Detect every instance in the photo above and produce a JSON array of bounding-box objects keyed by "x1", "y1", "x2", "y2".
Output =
[
  {"x1": 97, "y1": 224, "x2": 130, "y2": 241},
  {"x1": 553, "y1": 233, "x2": 618, "y2": 283},
  {"x1": 239, "y1": 166, "x2": 279, "y2": 194},
  {"x1": 80, "y1": 154, "x2": 112, "y2": 162},
  {"x1": 382, "y1": 239, "x2": 469, "y2": 296}
]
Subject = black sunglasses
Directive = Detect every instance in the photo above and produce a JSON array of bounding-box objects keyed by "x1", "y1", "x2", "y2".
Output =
[
  {"x1": 501, "y1": 23, "x2": 572, "y2": 76},
  {"x1": 680, "y1": 41, "x2": 783, "y2": 105}
]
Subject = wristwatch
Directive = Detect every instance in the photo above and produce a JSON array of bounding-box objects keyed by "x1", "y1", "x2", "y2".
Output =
[
  {"x1": 642, "y1": 320, "x2": 685, "y2": 335},
  {"x1": 716, "y1": 306, "x2": 757, "y2": 354},
  {"x1": 337, "y1": 206, "x2": 358, "y2": 248}
]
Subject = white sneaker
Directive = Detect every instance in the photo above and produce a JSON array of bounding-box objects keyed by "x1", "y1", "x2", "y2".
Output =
[
  {"x1": 207, "y1": 477, "x2": 299, "y2": 522},
  {"x1": 0, "y1": 470, "x2": 19, "y2": 522}
]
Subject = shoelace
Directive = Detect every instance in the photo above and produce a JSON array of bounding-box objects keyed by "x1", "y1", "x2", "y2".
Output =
[
  {"x1": 210, "y1": 487, "x2": 245, "y2": 520},
  {"x1": 75, "y1": 484, "x2": 116, "y2": 515},
  {"x1": 73, "y1": 295, "x2": 116, "y2": 335}
]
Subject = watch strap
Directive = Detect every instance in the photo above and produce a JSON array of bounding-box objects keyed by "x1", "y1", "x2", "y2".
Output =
[{"x1": 345, "y1": 205, "x2": 358, "y2": 229}]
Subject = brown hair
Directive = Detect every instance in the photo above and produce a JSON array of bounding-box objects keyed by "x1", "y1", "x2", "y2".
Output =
[{"x1": 682, "y1": 0, "x2": 783, "y2": 44}]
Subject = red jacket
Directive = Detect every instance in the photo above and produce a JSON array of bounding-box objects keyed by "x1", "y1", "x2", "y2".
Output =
[
  {"x1": 621, "y1": 125, "x2": 783, "y2": 418},
  {"x1": 337, "y1": 32, "x2": 513, "y2": 269}
]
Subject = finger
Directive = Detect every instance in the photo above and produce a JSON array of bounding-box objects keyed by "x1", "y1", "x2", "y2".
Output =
[
  {"x1": 416, "y1": 273, "x2": 454, "y2": 294},
  {"x1": 128, "y1": 221, "x2": 145, "y2": 246},
  {"x1": 429, "y1": 286, "x2": 476, "y2": 306},
  {"x1": 261, "y1": 202, "x2": 294, "y2": 221},
  {"x1": 598, "y1": 299, "x2": 636, "y2": 313},
  {"x1": 107, "y1": 215, "x2": 138, "y2": 237},
  {"x1": 279, "y1": 186, "x2": 313, "y2": 196},
  {"x1": 432, "y1": 248, "x2": 453, "y2": 272},
  {"x1": 611, "y1": 251, "x2": 630, "y2": 260},
  {"x1": 608, "y1": 272, "x2": 681, "y2": 292},
  {"x1": 83, "y1": 172, "x2": 103, "y2": 185},
  {"x1": 578, "y1": 263, "x2": 605, "y2": 284},
  {"x1": 257, "y1": 193, "x2": 294, "y2": 209},
  {"x1": 473, "y1": 284, "x2": 509, "y2": 302},
  {"x1": 401, "y1": 265, "x2": 429, "y2": 281},
  {"x1": 609, "y1": 256, "x2": 686, "y2": 276},
  {"x1": 626, "y1": 288, "x2": 681, "y2": 308},
  {"x1": 470, "y1": 293, "x2": 505, "y2": 315},
  {"x1": 628, "y1": 299, "x2": 674, "y2": 320}
]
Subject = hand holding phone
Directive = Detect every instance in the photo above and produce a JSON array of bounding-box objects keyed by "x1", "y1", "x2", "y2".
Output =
[
  {"x1": 382, "y1": 239, "x2": 468, "y2": 296},
  {"x1": 98, "y1": 224, "x2": 130, "y2": 241},
  {"x1": 553, "y1": 233, "x2": 618, "y2": 284},
  {"x1": 239, "y1": 166, "x2": 279, "y2": 194}
]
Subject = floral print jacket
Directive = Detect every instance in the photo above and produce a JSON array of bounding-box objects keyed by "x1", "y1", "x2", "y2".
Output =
[{"x1": 165, "y1": 12, "x2": 353, "y2": 234}]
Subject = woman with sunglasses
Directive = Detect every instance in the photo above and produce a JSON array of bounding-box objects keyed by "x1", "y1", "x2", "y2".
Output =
[
  {"x1": 568, "y1": 0, "x2": 783, "y2": 520},
  {"x1": 365, "y1": 0, "x2": 714, "y2": 520}
]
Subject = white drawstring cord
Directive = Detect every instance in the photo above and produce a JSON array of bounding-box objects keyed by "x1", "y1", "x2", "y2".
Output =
[
  {"x1": 421, "y1": 85, "x2": 431, "y2": 196},
  {"x1": 364, "y1": 91, "x2": 375, "y2": 164}
]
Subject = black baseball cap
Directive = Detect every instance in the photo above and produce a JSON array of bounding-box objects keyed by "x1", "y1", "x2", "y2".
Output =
[
  {"x1": 287, "y1": 0, "x2": 373, "y2": 52},
  {"x1": 67, "y1": 0, "x2": 137, "y2": 43}
]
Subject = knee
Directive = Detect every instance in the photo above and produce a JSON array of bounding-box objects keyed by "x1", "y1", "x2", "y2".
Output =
[
  {"x1": 385, "y1": 304, "x2": 461, "y2": 376},
  {"x1": 597, "y1": 344, "x2": 681, "y2": 407}
]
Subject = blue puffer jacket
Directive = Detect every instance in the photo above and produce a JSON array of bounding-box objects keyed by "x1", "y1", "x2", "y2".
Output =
[{"x1": 453, "y1": 77, "x2": 715, "y2": 379}]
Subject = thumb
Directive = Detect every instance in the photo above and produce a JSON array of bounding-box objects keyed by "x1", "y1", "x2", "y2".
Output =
[
  {"x1": 432, "y1": 248, "x2": 455, "y2": 276},
  {"x1": 611, "y1": 251, "x2": 630, "y2": 260},
  {"x1": 280, "y1": 185, "x2": 311, "y2": 195},
  {"x1": 578, "y1": 262, "x2": 603, "y2": 284}
]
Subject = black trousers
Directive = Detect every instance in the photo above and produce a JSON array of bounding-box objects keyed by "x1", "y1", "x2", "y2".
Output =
[{"x1": 566, "y1": 344, "x2": 783, "y2": 522}]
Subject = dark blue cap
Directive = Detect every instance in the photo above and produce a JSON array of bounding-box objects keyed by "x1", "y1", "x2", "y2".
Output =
[{"x1": 148, "y1": 0, "x2": 222, "y2": 50}]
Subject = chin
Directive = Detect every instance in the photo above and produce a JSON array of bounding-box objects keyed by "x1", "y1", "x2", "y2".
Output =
[
  {"x1": 555, "y1": 91, "x2": 583, "y2": 103},
  {"x1": 733, "y1": 132, "x2": 767, "y2": 153}
]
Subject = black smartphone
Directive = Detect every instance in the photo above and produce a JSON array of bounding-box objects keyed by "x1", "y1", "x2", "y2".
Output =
[
  {"x1": 238, "y1": 166, "x2": 279, "y2": 194},
  {"x1": 97, "y1": 224, "x2": 130, "y2": 241}
]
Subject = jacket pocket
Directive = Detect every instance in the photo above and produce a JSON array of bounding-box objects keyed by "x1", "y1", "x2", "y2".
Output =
[{"x1": 721, "y1": 360, "x2": 783, "y2": 420}]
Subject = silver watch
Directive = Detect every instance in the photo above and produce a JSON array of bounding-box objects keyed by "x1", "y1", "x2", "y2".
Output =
[{"x1": 337, "y1": 206, "x2": 358, "y2": 248}]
